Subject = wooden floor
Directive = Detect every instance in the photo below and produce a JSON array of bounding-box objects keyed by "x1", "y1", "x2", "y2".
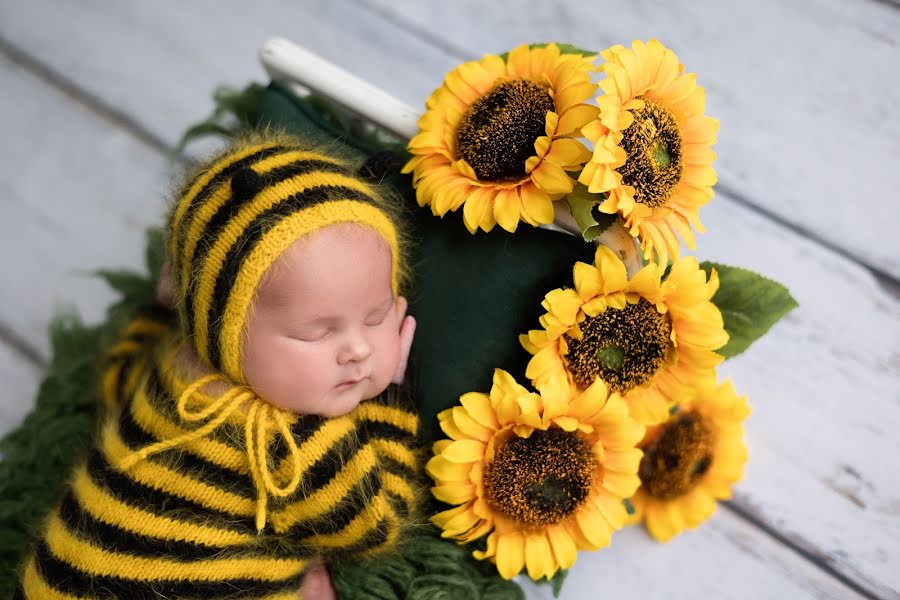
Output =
[{"x1": 1, "y1": 1, "x2": 898, "y2": 598}]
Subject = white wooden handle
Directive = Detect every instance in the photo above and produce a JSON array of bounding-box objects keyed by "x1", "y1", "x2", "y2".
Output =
[{"x1": 260, "y1": 36, "x2": 420, "y2": 139}]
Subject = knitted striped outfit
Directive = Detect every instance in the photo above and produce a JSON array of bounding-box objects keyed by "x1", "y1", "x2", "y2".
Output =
[{"x1": 18, "y1": 137, "x2": 421, "y2": 598}]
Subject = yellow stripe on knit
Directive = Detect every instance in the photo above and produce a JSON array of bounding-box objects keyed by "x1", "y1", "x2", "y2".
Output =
[
  {"x1": 371, "y1": 439, "x2": 419, "y2": 473},
  {"x1": 382, "y1": 471, "x2": 418, "y2": 508},
  {"x1": 100, "y1": 421, "x2": 256, "y2": 518},
  {"x1": 21, "y1": 556, "x2": 86, "y2": 600},
  {"x1": 122, "y1": 317, "x2": 170, "y2": 339},
  {"x1": 303, "y1": 493, "x2": 390, "y2": 549},
  {"x1": 100, "y1": 361, "x2": 125, "y2": 413},
  {"x1": 100, "y1": 357, "x2": 149, "y2": 415},
  {"x1": 355, "y1": 402, "x2": 419, "y2": 435},
  {"x1": 169, "y1": 142, "x2": 278, "y2": 274},
  {"x1": 71, "y1": 463, "x2": 254, "y2": 547},
  {"x1": 269, "y1": 443, "x2": 378, "y2": 531},
  {"x1": 176, "y1": 149, "x2": 340, "y2": 301},
  {"x1": 129, "y1": 385, "x2": 249, "y2": 474},
  {"x1": 191, "y1": 171, "x2": 379, "y2": 367},
  {"x1": 44, "y1": 512, "x2": 307, "y2": 581},
  {"x1": 105, "y1": 339, "x2": 143, "y2": 360},
  {"x1": 218, "y1": 202, "x2": 398, "y2": 380}
]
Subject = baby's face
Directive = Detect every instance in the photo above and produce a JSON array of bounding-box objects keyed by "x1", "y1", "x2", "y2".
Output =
[{"x1": 241, "y1": 224, "x2": 405, "y2": 417}]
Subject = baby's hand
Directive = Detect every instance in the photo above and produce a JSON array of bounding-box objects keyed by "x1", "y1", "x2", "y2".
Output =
[{"x1": 392, "y1": 297, "x2": 416, "y2": 385}]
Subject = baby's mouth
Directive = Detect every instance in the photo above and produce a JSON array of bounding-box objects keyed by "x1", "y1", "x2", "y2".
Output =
[{"x1": 335, "y1": 377, "x2": 365, "y2": 392}]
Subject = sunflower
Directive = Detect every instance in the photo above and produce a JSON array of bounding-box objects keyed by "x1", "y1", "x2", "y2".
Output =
[
  {"x1": 403, "y1": 44, "x2": 598, "y2": 233},
  {"x1": 629, "y1": 379, "x2": 750, "y2": 542},
  {"x1": 578, "y1": 39, "x2": 719, "y2": 265},
  {"x1": 519, "y1": 245, "x2": 728, "y2": 426},
  {"x1": 427, "y1": 369, "x2": 644, "y2": 580}
]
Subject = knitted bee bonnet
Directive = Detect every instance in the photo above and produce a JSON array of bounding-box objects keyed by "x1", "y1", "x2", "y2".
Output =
[{"x1": 167, "y1": 134, "x2": 403, "y2": 383}]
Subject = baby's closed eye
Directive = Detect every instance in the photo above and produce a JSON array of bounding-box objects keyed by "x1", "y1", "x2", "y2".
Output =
[{"x1": 287, "y1": 328, "x2": 331, "y2": 342}]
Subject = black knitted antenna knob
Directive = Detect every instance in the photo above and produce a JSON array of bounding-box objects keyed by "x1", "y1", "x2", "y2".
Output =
[{"x1": 231, "y1": 168, "x2": 264, "y2": 200}]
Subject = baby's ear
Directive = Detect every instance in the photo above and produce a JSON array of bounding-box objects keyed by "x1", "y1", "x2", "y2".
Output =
[{"x1": 155, "y1": 260, "x2": 175, "y2": 308}]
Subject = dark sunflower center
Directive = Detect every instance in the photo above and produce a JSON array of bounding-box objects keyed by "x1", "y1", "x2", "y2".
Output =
[
  {"x1": 618, "y1": 98, "x2": 683, "y2": 208},
  {"x1": 563, "y1": 298, "x2": 672, "y2": 393},
  {"x1": 456, "y1": 79, "x2": 555, "y2": 181},
  {"x1": 639, "y1": 411, "x2": 715, "y2": 499},
  {"x1": 484, "y1": 427, "x2": 595, "y2": 526}
]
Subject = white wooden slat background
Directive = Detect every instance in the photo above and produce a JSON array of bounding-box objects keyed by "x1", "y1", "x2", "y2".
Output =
[{"x1": 1, "y1": 1, "x2": 898, "y2": 598}]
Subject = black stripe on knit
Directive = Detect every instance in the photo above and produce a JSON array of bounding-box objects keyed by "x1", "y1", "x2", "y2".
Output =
[
  {"x1": 172, "y1": 144, "x2": 286, "y2": 278},
  {"x1": 85, "y1": 450, "x2": 257, "y2": 537},
  {"x1": 114, "y1": 357, "x2": 138, "y2": 409},
  {"x1": 269, "y1": 413, "x2": 328, "y2": 468},
  {"x1": 183, "y1": 158, "x2": 351, "y2": 339},
  {"x1": 295, "y1": 427, "x2": 366, "y2": 493},
  {"x1": 116, "y1": 402, "x2": 257, "y2": 500},
  {"x1": 205, "y1": 184, "x2": 376, "y2": 371},
  {"x1": 283, "y1": 469, "x2": 382, "y2": 540},
  {"x1": 328, "y1": 517, "x2": 392, "y2": 560},
  {"x1": 59, "y1": 490, "x2": 245, "y2": 562},
  {"x1": 31, "y1": 539, "x2": 302, "y2": 599},
  {"x1": 357, "y1": 418, "x2": 414, "y2": 445},
  {"x1": 379, "y1": 454, "x2": 420, "y2": 486},
  {"x1": 385, "y1": 490, "x2": 412, "y2": 519}
]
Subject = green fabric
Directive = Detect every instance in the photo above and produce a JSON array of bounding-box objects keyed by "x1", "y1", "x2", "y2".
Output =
[
  {"x1": 332, "y1": 526, "x2": 523, "y2": 600},
  {"x1": 258, "y1": 82, "x2": 594, "y2": 441}
]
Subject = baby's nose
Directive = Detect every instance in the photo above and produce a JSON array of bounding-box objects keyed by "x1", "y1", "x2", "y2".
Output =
[{"x1": 338, "y1": 331, "x2": 372, "y2": 363}]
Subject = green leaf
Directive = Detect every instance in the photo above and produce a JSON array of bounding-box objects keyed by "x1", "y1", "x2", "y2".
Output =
[
  {"x1": 144, "y1": 227, "x2": 165, "y2": 280},
  {"x1": 500, "y1": 43, "x2": 596, "y2": 61},
  {"x1": 533, "y1": 569, "x2": 569, "y2": 597},
  {"x1": 173, "y1": 82, "x2": 266, "y2": 155},
  {"x1": 565, "y1": 184, "x2": 616, "y2": 241},
  {"x1": 700, "y1": 262, "x2": 798, "y2": 359},
  {"x1": 94, "y1": 269, "x2": 154, "y2": 299}
]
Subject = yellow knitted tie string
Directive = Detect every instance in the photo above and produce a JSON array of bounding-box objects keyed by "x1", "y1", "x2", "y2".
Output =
[
  {"x1": 245, "y1": 401, "x2": 304, "y2": 532},
  {"x1": 118, "y1": 377, "x2": 250, "y2": 471}
]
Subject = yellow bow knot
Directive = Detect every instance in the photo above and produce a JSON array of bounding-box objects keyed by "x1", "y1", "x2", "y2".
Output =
[{"x1": 119, "y1": 373, "x2": 303, "y2": 532}]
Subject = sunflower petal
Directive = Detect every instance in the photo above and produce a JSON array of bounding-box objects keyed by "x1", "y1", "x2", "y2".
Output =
[
  {"x1": 496, "y1": 531, "x2": 526, "y2": 579},
  {"x1": 524, "y1": 532, "x2": 556, "y2": 580}
]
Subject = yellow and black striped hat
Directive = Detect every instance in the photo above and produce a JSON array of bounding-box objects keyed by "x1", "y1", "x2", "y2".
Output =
[{"x1": 167, "y1": 134, "x2": 402, "y2": 384}]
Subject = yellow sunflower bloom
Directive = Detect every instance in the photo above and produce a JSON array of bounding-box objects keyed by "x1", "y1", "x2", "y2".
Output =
[
  {"x1": 403, "y1": 44, "x2": 598, "y2": 233},
  {"x1": 629, "y1": 379, "x2": 750, "y2": 542},
  {"x1": 578, "y1": 39, "x2": 719, "y2": 265},
  {"x1": 519, "y1": 245, "x2": 728, "y2": 425},
  {"x1": 427, "y1": 369, "x2": 644, "y2": 580}
]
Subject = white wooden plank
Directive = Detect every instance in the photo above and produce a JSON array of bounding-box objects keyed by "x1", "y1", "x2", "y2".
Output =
[
  {"x1": 0, "y1": 53, "x2": 169, "y2": 360},
  {"x1": 0, "y1": 0, "x2": 450, "y2": 150},
  {"x1": 689, "y1": 191, "x2": 900, "y2": 599},
  {"x1": 2, "y1": 0, "x2": 897, "y2": 280},
  {"x1": 0, "y1": 342, "x2": 44, "y2": 440},
  {"x1": 521, "y1": 509, "x2": 863, "y2": 600}
]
